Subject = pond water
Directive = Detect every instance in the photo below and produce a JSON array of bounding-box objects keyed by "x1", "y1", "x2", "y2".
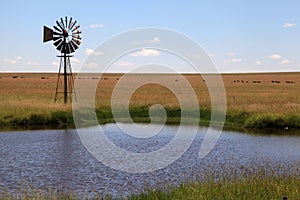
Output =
[{"x1": 0, "y1": 124, "x2": 299, "y2": 197}]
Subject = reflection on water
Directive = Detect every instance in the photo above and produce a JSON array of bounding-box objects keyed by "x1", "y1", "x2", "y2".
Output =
[{"x1": 0, "y1": 124, "x2": 299, "y2": 197}]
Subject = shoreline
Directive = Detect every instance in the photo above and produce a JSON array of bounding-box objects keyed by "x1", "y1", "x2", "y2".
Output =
[{"x1": 0, "y1": 107, "x2": 300, "y2": 134}]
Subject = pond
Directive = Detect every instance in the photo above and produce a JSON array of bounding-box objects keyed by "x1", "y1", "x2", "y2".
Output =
[{"x1": 0, "y1": 124, "x2": 299, "y2": 197}]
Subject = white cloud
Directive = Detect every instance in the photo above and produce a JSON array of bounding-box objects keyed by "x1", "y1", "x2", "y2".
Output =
[
  {"x1": 144, "y1": 37, "x2": 160, "y2": 44},
  {"x1": 89, "y1": 24, "x2": 104, "y2": 29},
  {"x1": 84, "y1": 62, "x2": 99, "y2": 68},
  {"x1": 52, "y1": 61, "x2": 59, "y2": 66},
  {"x1": 26, "y1": 61, "x2": 39, "y2": 66},
  {"x1": 4, "y1": 58, "x2": 17, "y2": 65},
  {"x1": 224, "y1": 58, "x2": 242, "y2": 63},
  {"x1": 255, "y1": 61, "x2": 262, "y2": 65},
  {"x1": 85, "y1": 48, "x2": 103, "y2": 56},
  {"x1": 114, "y1": 61, "x2": 134, "y2": 67},
  {"x1": 281, "y1": 59, "x2": 291, "y2": 64},
  {"x1": 129, "y1": 48, "x2": 161, "y2": 57},
  {"x1": 269, "y1": 54, "x2": 282, "y2": 60},
  {"x1": 283, "y1": 23, "x2": 296, "y2": 28},
  {"x1": 226, "y1": 52, "x2": 235, "y2": 56},
  {"x1": 16, "y1": 56, "x2": 22, "y2": 60},
  {"x1": 71, "y1": 57, "x2": 80, "y2": 63}
]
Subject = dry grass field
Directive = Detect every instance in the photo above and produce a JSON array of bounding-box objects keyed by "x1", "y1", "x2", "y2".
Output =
[{"x1": 0, "y1": 72, "x2": 300, "y2": 128}]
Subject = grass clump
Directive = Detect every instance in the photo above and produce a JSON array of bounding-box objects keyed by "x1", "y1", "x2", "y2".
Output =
[
  {"x1": 0, "y1": 164, "x2": 299, "y2": 199},
  {"x1": 49, "y1": 111, "x2": 73, "y2": 125},
  {"x1": 244, "y1": 114, "x2": 300, "y2": 129},
  {"x1": 130, "y1": 164, "x2": 299, "y2": 200}
]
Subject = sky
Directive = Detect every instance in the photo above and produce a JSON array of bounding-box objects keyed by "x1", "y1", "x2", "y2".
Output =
[{"x1": 1, "y1": 0, "x2": 300, "y2": 73}]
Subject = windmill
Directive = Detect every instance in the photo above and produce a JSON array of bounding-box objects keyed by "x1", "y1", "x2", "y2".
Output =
[{"x1": 43, "y1": 16, "x2": 82, "y2": 103}]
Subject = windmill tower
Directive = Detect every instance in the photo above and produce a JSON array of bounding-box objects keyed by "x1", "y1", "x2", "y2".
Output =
[{"x1": 43, "y1": 17, "x2": 82, "y2": 103}]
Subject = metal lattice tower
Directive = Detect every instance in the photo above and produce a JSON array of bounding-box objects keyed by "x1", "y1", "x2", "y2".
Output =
[{"x1": 43, "y1": 16, "x2": 82, "y2": 103}]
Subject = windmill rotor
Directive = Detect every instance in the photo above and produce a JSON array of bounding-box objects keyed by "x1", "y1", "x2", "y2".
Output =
[{"x1": 43, "y1": 16, "x2": 82, "y2": 54}]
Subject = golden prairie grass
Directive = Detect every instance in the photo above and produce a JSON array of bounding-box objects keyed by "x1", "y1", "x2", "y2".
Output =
[{"x1": 0, "y1": 72, "x2": 300, "y2": 126}]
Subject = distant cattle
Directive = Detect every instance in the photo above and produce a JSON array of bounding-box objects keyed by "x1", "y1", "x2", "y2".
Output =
[
  {"x1": 286, "y1": 81, "x2": 295, "y2": 84},
  {"x1": 253, "y1": 80, "x2": 261, "y2": 83},
  {"x1": 272, "y1": 80, "x2": 280, "y2": 83}
]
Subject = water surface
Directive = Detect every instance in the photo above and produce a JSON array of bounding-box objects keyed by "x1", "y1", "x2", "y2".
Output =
[{"x1": 0, "y1": 124, "x2": 299, "y2": 197}]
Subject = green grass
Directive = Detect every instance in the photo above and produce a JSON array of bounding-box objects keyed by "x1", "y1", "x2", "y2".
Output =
[
  {"x1": 130, "y1": 164, "x2": 299, "y2": 200},
  {"x1": 1, "y1": 164, "x2": 298, "y2": 199},
  {"x1": 1, "y1": 107, "x2": 300, "y2": 131}
]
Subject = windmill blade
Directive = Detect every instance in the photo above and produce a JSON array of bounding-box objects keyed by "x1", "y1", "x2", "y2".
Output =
[
  {"x1": 65, "y1": 16, "x2": 68, "y2": 29},
  {"x1": 68, "y1": 41, "x2": 76, "y2": 53},
  {"x1": 69, "y1": 20, "x2": 77, "y2": 30},
  {"x1": 72, "y1": 38, "x2": 81, "y2": 46},
  {"x1": 53, "y1": 31, "x2": 62, "y2": 36},
  {"x1": 53, "y1": 38, "x2": 63, "y2": 47},
  {"x1": 59, "y1": 22, "x2": 65, "y2": 30},
  {"x1": 72, "y1": 25, "x2": 80, "y2": 32},
  {"x1": 53, "y1": 36, "x2": 63, "y2": 41},
  {"x1": 53, "y1": 25, "x2": 62, "y2": 33},
  {"x1": 72, "y1": 35, "x2": 82, "y2": 40},
  {"x1": 56, "y1": 41, "x2": 65, "y2": 52},
  {"x1": 60, "y1": 18, "x2": 65, "y2": 29},
  {"x1": 43, "y1": 26, "x2": 53, "y2": 43},
  {"x1": 72, "y1": 30, "x2": 82, "y2": 35},
  {"x1": 56, "y1": 21, "x2": 64, "y2": 31},
  {"x1": 70, "y1": 40, "x2": 79, "y2": 50},
  {"x1": 68, "y1": 17, "x2": 73, "y2": 29}
]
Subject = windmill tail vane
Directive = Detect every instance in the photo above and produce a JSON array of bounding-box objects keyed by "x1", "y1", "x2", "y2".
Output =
[{"x1": 43, "y1": 16, "x2": 82, "y2": 104}]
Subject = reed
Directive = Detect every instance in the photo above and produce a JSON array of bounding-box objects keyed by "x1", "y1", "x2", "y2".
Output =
[{"x1": 0, "y1": 163, "x2": 298, "y2": 199}]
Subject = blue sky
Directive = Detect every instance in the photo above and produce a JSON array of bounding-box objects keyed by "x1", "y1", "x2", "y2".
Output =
[{"x1": 1, "y1": 0, "x2": 300, "y2": 73}]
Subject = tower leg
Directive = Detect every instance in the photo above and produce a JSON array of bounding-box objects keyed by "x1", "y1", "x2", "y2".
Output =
[
  {"x1": 54, "y1": 57, "x2": 63, "y2": 102},
  {"x1": 64, "y1": 52, "x2": 67, "y2": 104}
]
